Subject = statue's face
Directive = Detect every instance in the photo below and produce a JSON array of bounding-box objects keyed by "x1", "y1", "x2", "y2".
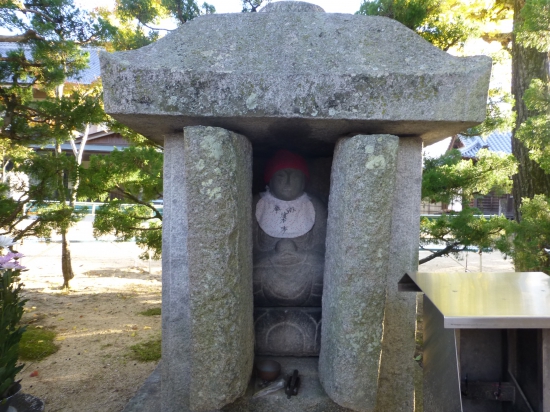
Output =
[{"x1": 269, "y1": 168, "x2": 306, "y2": 201}]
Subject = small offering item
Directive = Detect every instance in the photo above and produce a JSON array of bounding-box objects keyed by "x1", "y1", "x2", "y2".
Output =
[
  {"x1": 285, "y1": 369, "x2": 300, "y2": 399},
  {"x1": 252, "y1": 379, "x2": 285, "y2": 399},
  {"x1": 255, "y1": 360, "x2": 281, "y2": 382}
]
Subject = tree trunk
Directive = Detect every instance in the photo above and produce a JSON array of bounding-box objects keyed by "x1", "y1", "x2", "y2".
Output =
[
  {"x1": 52, "y1": 83, "x2": 75, "y2": 289},
  {"x1": 60, "y1": 124, "x2": 90, "y2": 289},
  {"x1": 511, "y1": 0, "x2": 550, "y2": 220},
  {"x1": 57, "y1": 148, "x2": 74, "y2": 288},
  {"x1": 61, "y1": 230, "x2": 74, "y2": 288}
]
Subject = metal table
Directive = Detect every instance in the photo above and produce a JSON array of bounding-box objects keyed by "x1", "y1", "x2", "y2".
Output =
[{"x1": 399, "y1": 272, "x2": 550, "y2": 412}]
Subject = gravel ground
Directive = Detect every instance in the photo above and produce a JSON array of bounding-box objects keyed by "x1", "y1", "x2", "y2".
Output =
[{"x1": 14, "y1": 220, "x2": 162, "y2": 412}]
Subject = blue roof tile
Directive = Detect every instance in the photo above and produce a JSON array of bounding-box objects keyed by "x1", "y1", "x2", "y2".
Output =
[{"x1": 459, "y1": 130, "x2": 511, "y2": 158}]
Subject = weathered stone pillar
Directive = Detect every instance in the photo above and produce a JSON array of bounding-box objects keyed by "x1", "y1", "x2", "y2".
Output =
[
  {"x1": 319, "y1": 134, "x2": 399, "y2": 412},
  {"x1": 376, "y1": 137, "x2": 423, "y2": 411},
  {"x1": 161, "y1": 126, "x2": 254, "y2": 412}
]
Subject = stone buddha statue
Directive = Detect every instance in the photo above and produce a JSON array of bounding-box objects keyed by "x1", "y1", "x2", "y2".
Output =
[{"x1": 253, "y1": 150, "x2": 327, "y2": 307}]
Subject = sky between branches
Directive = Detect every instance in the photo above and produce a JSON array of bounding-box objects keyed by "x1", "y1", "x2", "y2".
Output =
[{"x1": 75, "y1": 0, "x2": 364, "y2": 14}]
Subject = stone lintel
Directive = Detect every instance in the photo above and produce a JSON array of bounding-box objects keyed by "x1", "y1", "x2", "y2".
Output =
[{"x1": 107, "y1": 114, "x2": 479, "y2": 157}]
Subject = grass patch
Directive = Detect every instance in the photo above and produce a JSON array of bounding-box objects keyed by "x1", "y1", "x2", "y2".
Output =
[
  {"x1": 129, "y1": 336, "x2": 161, "y2": 362},
  {"x1": 19, "y1": 326, "x2": 59, "y2": 361},
  {"x1": 138, "y1": 307, "x2": 161, "y2": 316}
]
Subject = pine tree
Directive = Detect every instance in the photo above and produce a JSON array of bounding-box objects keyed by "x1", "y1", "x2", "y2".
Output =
[{"x1": 0, "y1": 0, "x2": 114, "y2": 287}]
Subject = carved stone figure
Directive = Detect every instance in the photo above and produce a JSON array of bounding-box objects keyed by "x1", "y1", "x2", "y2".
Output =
[
  {"x1": 253, "y1": 150, "x2": 327, "y2": 307},
  {"x1": 254, "y1": 307, "x2": 322, "y2": 356}
]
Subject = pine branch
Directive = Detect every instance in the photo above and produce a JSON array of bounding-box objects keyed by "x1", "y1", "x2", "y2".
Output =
[
  {"x1": 139, "y1": 22, "x2": 173, "y2": 32},
  {"x1": 124, "y1": 226, "x2": 159, "y2": 231},
  {"x1": 114, "y1": 187, "x2": 163, "y2": 221},
  {"x1": 11, "y1": 218, "x2": 41, "y2": 243},
  {"x1": 0, "y1": 57, "x2": 43, "y2": 69},
  {"x1": 19, "y1": 6, "x2": 57, "y2": 24},
  {"x1": 0, "y1": 30, "x2": 45, "y2": 42},
  {"x1": 419, "y1": 242, "x2": 463, "y2": 264}
]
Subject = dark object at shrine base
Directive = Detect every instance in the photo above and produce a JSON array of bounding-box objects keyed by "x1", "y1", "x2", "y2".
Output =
[
  {"x1": 256, "y1": 360, "x2": 281, "y2": 382},
  {"x1": 285, "y1": 370, "x2": 300, "y2": 399}
]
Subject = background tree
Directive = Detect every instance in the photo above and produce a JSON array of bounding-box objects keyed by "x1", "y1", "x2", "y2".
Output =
[
  {"x1": 511, "y1": 0, "x2": 550, "y2": 221},
  {"x1": 241, "y1": 0, "x2": 270, "y2": 12},
  {"x1": 0, "y1": 149, "x2": 79, "y2": 244},
  {"x1": 0, "y1": 0, "x2": 114, "y2": 287},
  {"x1": 498, "y1": 194, "x2": 550, "y2": 272},
  {"x1": 420, "y1": 149, "x2": 517, "y2": 263},
  {"x1": 106, "y1": 0, "x2": 215, "y2": 49},
  {"x1": 503, "y1": 0, "x2": 550, "y2": 271},
  {"x1": 115, "y1": 0, "x2": 215, "y2": 27},
  {"x1": 357, "y1": 0, "x2": 512, "y2": 51},
  {"x1": 78, "y1": 146, "x2": 163, "y2": 259}
]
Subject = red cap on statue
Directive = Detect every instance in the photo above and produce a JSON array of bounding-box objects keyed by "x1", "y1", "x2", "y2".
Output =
[{"x1": 264, "y1": 150, "x2": 310, "y2": 184}]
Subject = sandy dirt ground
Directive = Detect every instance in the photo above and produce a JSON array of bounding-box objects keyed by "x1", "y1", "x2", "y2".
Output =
[
  {"x1": 13, "y1": 221, "x2": 162, "y2": 412},
  {"x1": 10, "y1": 219, "x2": 514, "y2": 412}
]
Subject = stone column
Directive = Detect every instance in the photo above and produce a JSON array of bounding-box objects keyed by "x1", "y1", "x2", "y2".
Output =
[
  {"x1": 376, "y1": 137, "x2": 423, "y2": 412},
  {"x1": 161, "y1": 126, "x2": 254, "y2": 412},
  {"x1": 319, "y1": 134, "x2": 399, "y2": 412}
]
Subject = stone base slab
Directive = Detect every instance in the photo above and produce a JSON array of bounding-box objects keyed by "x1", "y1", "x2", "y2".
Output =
[
  {"x1": 122, "y1": 358, "x2": 352, "y2": 412},
  {"x1": 122, "y1": 365, "x2": 161, "y2": 412},
  {"x1": 224, "y1": 357, "x2": 350, "y2": 412}
]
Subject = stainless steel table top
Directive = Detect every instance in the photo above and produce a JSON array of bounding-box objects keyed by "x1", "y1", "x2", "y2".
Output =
[{"x1": 406, "y1": 271, "x2": 550, "y2": 329}]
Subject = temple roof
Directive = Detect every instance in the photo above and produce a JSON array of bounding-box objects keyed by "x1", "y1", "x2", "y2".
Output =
[{"x1": 459, "y1": 131, "x2": 512, "y2": 158}]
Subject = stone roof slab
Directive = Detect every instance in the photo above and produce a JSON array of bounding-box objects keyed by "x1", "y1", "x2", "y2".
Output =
[{"x1": 100, "y1": 2, "x2": 491, "y2": 155}]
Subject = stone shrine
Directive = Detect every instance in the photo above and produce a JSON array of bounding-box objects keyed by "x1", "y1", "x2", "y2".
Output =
[{"x1": 100, "y1": 2, "x2": 491, "y2": 411}]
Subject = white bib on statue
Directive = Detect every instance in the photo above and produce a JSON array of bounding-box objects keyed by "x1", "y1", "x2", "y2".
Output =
[{"x1": 256, "y1": 190, "x2": 315, "y2": 238}]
